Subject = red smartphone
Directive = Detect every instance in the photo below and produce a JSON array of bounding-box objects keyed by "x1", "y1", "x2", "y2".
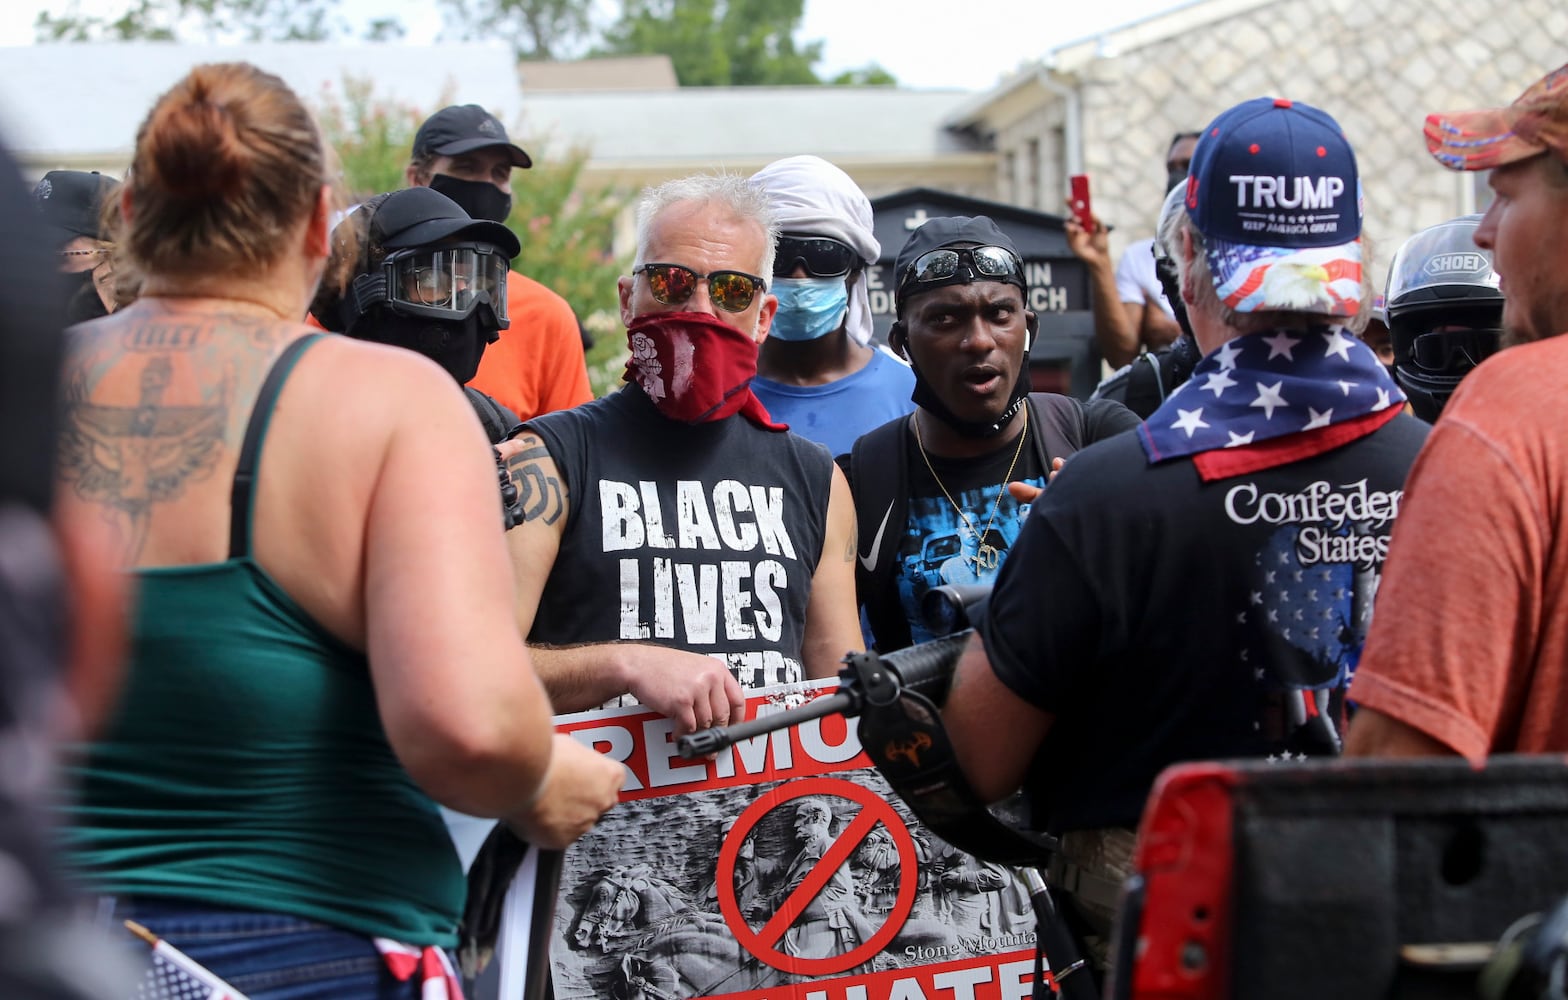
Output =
[{"x1": 1069, "y1": 174, "x2": 1093, "y2": 229}]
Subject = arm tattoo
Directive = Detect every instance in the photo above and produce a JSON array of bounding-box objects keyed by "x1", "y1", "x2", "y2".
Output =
[{"x1": 505, "y1": 434, "x2": 567, "y2": 526}]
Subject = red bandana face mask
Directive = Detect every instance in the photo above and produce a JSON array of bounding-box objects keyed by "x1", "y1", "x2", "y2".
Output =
[{"x1": 623, "y1": 311, "x2": 785, "y2": 430}]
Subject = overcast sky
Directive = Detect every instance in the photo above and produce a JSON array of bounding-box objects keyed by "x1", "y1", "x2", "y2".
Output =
[
  {"x1": 0, "y1": 0, "x2": 1191, "y2": 91},
  {"x1": 801, "y1": 0, "x2": 1190, "y2": 90}
]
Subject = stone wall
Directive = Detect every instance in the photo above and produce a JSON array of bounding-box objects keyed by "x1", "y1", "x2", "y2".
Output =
[{"x1": 1059, "y1": 0, "x2": 1564, "y2": 291}]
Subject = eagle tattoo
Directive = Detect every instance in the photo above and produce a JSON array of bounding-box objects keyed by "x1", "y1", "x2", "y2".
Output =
[{"x1": 59, "y1": 355, "x2": 230, "y2": 562}]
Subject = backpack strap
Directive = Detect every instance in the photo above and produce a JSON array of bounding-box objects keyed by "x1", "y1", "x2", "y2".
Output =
[
  {"x1": 1122, "y1": 352, "x2": 1168, "y2": 418},
  {"x1": 849, "y1": 415, "x2": 915, "y2": 652},
  {"x1": 1025, "y1": 392, "x2": 1089, "y2": 467}
]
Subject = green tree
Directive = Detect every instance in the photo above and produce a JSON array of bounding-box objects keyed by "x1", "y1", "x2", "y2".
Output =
[
  {"x1": 34, "y1": 0, "x2": 387, "y2": 42},
  {"x1": 313, "y1": 76, "x2": 427, "y2": 200},
  {"x1": 830, "y1": 63, "x2": 897, "y2": 87},
  {"x1": 314, "y1": 78, "x2": 633, "y2": 395},
  {"x1": 437, "y1": 0, "x2": 595, "y2": 60},
  {"x1": 35, "y1": 0, "x2": 899, "y2": 88},
  {"x1": 597, "y1": 0, "x2": 821, "y2": 87}
]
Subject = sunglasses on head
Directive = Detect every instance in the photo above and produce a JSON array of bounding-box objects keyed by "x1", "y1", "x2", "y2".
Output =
[
  {"x1": 633, "y1": 262, "x2": 767, "y2": 313},
  {"x1": 773, "y1": 235, "x2": 857, "y2": 278},
  {"x1": 900, "y1": 245, "x2": 1023, "y2": 295}
]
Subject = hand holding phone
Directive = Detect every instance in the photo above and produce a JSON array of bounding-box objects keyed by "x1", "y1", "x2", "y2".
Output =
[{"x1": 1069, "y1": 174, "x2": 1094, "y2": 230}]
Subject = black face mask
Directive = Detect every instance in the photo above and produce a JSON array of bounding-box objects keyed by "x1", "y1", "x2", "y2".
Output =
[
  {"x1": 63, "y1": 272, "x2": 107, "y2": 325},
  {"x1": 1166, "y1": 169, "x2": 1188, "y2": 196},
  {"x1": 906, "y1": 354, "x2": 1032, "y2": 439},
  {"x1": 428, "y1": 174, "x2": 512, "y2": 225},
  {"x1": 1153, "y1": 254, "x2": 1195, "y2": 344},
  {"x1": 356, "y1": 304, "x2": 502, "y2": 384}
]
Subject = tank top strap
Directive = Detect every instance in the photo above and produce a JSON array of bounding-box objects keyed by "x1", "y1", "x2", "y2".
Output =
[{"x1": 228, "y1": 334, "x2": 324, "y2": 560}]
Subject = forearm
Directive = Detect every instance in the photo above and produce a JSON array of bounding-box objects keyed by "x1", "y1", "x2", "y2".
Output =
[
  {"x1": 1344, "y1": 706, "x2": 1464, "y2": 759},
  {"x1": 801, "y1": 596, "x2": 862, "y2": 681},
  {"x1": 802, "y1": 464, "x2": 863, "y2": 679},
  {"x1": 1087, "y1": 260, "x2": 1138, "y2": 367},
  {"x1": 390, "y1": 678, "x2": 556, "y2": 819},
  {"x1": 942, "y1": 634, "x2": 1052, "y2": 803},
  {"x1": 527, "y1": 642, "x2": 632, "y2": 714},
  {"x1": 1138, "y1": 306, "x2": 1182, "y2": 351},
  {"x1": 532, "y1": 640, "x2": 744, "y2": 733}
]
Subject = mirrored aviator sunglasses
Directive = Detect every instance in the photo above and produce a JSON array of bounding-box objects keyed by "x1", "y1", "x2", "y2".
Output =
[
  {"x1": 773, "y1": 235, "x2": 857, "y2": 278},
  {"x1": 634, "y1": 262, "x2": 766, "y2": 313},
  {"x1": 906, "y1": 245, "x2": 1022, "y2": 287}
]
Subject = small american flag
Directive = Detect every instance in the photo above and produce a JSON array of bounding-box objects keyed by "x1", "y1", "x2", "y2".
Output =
[{"x1": 126, "y1": 920, "x2": 251, "y2": 1000}]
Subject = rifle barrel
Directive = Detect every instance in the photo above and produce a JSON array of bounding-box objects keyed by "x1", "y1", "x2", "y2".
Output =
[{"x1": 677, "y1": 690, "x2": 856, "y2": 758}]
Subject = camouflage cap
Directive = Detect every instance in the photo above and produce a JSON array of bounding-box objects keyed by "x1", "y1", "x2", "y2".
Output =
[{"x1": 1425, "y1": 63, "x2": 1568, "y2": 171}]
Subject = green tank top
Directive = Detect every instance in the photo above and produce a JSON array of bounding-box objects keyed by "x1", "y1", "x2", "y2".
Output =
[{"x1": 67, "y1": 334, "x2": 464, "y2": 945}]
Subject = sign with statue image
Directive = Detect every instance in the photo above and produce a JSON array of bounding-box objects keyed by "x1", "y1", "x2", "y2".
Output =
[{"x1": 536, "y1": 679, "x2": 1046, "y2": 1000}]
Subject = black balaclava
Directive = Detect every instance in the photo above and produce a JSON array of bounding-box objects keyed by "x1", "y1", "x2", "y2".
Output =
[
  {"x1": 354, "y1": 304, "x2": 501, "y2": 385},
  {"x1": 905, "y1": 346, "x2": 1033, "y2": 439},
  {"x1": 62, "y1": 272, "x2": 108, "y2": 325},
  {"x1": 428, "y1": 174, "x2": 512, "y2": 225}
]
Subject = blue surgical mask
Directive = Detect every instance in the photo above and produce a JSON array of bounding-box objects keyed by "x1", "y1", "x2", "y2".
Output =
[{"x1": 769, "y1": 277, "x2": 848, "y2": 342}]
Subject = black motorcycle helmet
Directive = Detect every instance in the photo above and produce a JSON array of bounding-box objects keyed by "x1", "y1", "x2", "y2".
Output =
[{"x1": 1384, "y1": 214, "x2": 1502, "y2": 422}]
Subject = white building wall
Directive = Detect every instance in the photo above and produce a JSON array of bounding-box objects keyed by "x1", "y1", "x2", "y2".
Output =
[{"x1": 993, "y1": 0, "x2": 1565, "y2": 291}]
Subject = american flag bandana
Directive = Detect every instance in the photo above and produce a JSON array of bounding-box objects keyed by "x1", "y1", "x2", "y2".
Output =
[{"x1": 1139, "y1": 327, "x2": 1405, "y2": 475}]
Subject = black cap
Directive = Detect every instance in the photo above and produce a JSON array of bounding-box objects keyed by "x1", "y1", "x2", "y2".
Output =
[
  {"x1": 893, "y1": 215, "x2": 1025, "y2": 308},
  {"x1": 367, "y1": 187, "x2": 520, "y2": 258},
  {"x1": 412, "y1": 105, "x2": 532, "y2": 169},
  {"x1": 31, "y1": 170, "x2": 120, "y2": 248}
]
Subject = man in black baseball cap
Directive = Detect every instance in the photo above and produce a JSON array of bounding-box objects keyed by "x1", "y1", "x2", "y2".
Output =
[
  {"x1": 844, "y1": 214, "x2": 1137, "y2": 652},
  {"x1": 32, "y1": 169, "x2": 118, "y2": 251},
  {"x1": 404, "y1": 104, "x2": 593, "y2": 422},
  {"x1": 32, "y1": 169, "x2": 122, "y2": 323},
  {"x1": 406, "y1": 105, "x2": 532, "y2": 225}
]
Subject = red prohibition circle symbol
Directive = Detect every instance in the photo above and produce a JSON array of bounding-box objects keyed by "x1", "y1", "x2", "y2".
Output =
[{"x1": 715, "y1": 775, "x2": 920, "y2": 976}]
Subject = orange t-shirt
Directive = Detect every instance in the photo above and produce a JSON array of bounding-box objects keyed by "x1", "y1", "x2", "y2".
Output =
[
  {"x1": 468, "y1": 271, "x2": 593, "y2": 421},
  {"x1": 1349, "y1": 335, "x2": 1568, "y2": 762}
]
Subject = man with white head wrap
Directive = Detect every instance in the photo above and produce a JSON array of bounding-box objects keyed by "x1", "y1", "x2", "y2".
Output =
[{"x1": 750, "y1": 155, "x2": 915, "y2": 458}]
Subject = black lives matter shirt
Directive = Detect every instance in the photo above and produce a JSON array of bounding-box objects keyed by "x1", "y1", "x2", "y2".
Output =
[
  {"x1": 527, "y1": 383, "x2": 834, "y2": 692},
  {"x1": 978, "y1": 414, "x2": 1430, "y2": 833}
]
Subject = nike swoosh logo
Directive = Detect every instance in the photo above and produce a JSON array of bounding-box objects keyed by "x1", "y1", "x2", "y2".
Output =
[{"x1": 858, "y1": 501, "x2": 895, "y2": 573}]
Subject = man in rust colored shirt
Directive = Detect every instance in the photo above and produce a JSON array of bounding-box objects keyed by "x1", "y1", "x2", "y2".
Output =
[{"x1": 1347, "y1": 62, "x2": 1568, "y2": 761}]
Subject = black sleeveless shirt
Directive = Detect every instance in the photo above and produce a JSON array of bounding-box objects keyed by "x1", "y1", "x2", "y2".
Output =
[{"x1": 526, "y1": 383, "x2": 834, "y2": 691}]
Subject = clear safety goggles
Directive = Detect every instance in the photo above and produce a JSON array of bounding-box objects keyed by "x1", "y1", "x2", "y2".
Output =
[{"x1": 383, "y1": 243, "x2": 509, "y2": 323}]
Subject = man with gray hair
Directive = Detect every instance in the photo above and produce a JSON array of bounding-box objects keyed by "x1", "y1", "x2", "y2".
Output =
[
  {"x1": 937, "y1": 96, "x2": 1428, "y2": 969},
  {"x1": 505, "y1": 172, "x2": 861, "y2": 732}
]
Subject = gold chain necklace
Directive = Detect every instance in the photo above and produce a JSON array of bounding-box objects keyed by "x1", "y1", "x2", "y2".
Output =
[{"x1": 914, "y1": 408, "x2": 1029, "y2": 573}]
